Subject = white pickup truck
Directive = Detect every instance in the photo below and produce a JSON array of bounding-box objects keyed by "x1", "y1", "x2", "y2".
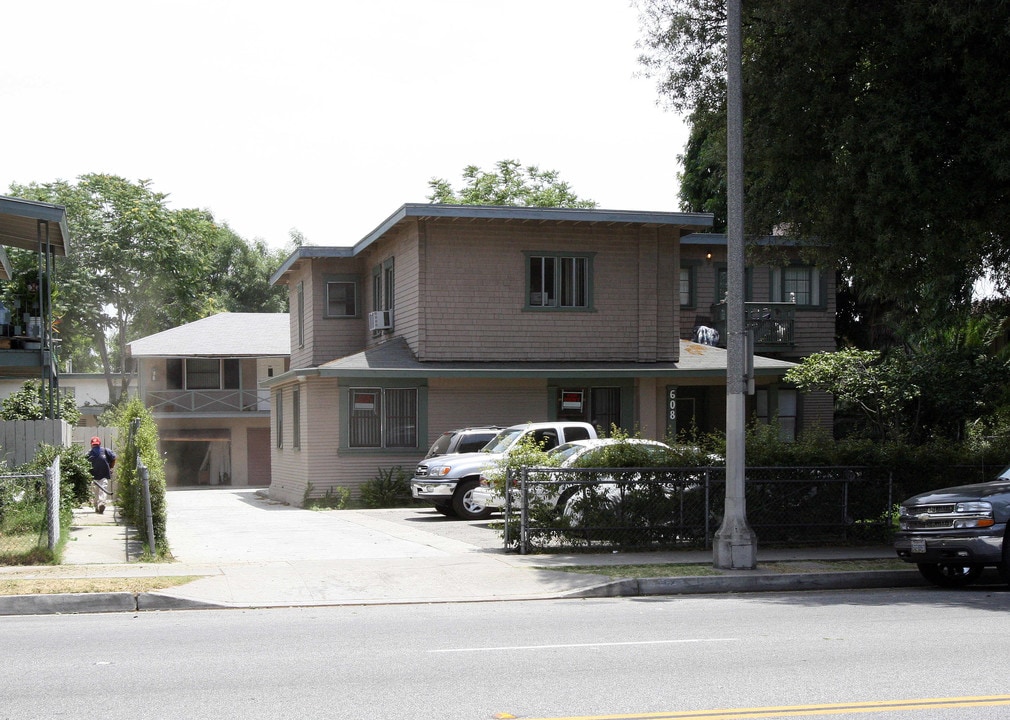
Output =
[{"x1": 410, "y1": 421, "x2": 597, "y2": 520}]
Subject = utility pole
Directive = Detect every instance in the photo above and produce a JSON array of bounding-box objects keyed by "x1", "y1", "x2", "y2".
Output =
[{"x1": 713, "y1": 0, "x2": 757, "y2": 569}]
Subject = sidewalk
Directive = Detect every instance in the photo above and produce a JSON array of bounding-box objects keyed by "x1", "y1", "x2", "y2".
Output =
[{"x1": 0, "y1": 489, "x2": 927, "y2": 616}]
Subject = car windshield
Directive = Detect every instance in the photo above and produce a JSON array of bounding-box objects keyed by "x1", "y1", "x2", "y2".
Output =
[
  {"x1": 424, "y1": 433, "x2": 454, "y2": 459},
  {"x1": 483, "y1": 428, "x2": 525, "y2": 453},
  {"x1": 549, "y1": 442, "x2": 591, "y2": 464}
]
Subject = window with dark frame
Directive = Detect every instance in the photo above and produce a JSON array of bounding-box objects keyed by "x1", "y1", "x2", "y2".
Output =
[
  {"x1": 171, "y1": 358, "x2": 241, "y2": 391},
  {"x1": 297, "y1": 281, "x2": 305, "y2": 348},
  {"x1": 679, "y1": 266, "x2": 695, "y2": 308},
  {"x1": 349, "y1": 387, "x2": 417, "y2": 449},
  {"x1": 326, "y1": 280, "x2": 357, "y2": 317},
  {"x1": 527, "y1": 253, "x2": 591, "y2": 308},
  {"x1": 292, "y1": 387, "x2": 301, "y2": 450},
  {"x1": 275, "y1": 390, "x2": 284, "y2": 449}
]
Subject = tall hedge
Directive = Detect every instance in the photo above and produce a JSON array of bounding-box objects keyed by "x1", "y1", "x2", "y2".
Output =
[{"x1": 112, "y1": 398, "x2": 169, "y2": 557}]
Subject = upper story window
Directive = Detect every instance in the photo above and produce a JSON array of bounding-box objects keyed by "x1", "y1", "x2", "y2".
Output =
[
  {"x1": 771, "y1": 265, "x2": 823, "y2": 307},
  {"x1": 679, "y1": 265, "x2": 696, "y2": 308},
  {"x1": 526, "y1": 253, "x2": 593, "y2": 309},
  {"x1": 166, "y1": 358, "x2": 240, "y2": 390},
  {"x1": 716, "y1": 265, "x2": 753, "y2": 304},
  {"x1": 325, "y1": 276, "x2": 358, "y2": 318},
  {"x1": 296, "y1": 281, "x2": 305, "y2": 348},
  {"x1": 373, "y1": 258, "x2": 395, "y2": 312}
]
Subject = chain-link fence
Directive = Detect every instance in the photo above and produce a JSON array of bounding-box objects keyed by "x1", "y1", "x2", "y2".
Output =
[
  {"x1": 503, "y1": 466, "x2": 896, "y2": 554},
  {"x1": 0, "y1": 472, "x2": 48, "y2": 559}
]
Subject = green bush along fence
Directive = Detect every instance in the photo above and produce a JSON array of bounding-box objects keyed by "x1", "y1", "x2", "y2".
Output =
[
  {"x1": 505, "y1": 465, "x2": 916, "y2": 555},
  {"x1": 0, "y1": 456, "x2": 62, "y2": 563}
]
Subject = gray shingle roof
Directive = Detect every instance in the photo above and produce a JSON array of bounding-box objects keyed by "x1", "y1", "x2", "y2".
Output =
[
  {"x1": 265, "y1": 337, "x2": 793, "y2": 381},
  {"x1": 128, "y1": 312, "x2": 290, "y2": 358}
]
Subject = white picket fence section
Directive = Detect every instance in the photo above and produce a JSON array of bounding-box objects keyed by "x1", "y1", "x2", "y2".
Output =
[{"x1": 0, "y1": 420, "x2": 73, "y2": 468}]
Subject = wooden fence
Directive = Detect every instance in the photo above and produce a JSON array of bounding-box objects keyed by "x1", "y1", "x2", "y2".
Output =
[{"x1": 0, "y1": 420, "x2": 74, "y2": 468}]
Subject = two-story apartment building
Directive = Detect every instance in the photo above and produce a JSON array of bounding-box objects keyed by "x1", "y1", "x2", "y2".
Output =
[
  {"x1": 0, "y1": 196, "x2": 69, "y2": 410},
  {"x1": 264, "y1": 204, "x2": 827, "y2": 506},
  {"x1": 128, "y1": 312, "x2": 289, "y2": 488},
  {"x1": 678, "y1": 233, "x2": 836, "y2": 439}
]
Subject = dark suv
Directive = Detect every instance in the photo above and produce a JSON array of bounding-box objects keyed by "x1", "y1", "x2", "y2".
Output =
[
  {"x1": 423, "y1": 426, "x2": 503, "y2": 460},
  {"x1": 894, "y1": 465, "x2": 1010, "y2": 587}
]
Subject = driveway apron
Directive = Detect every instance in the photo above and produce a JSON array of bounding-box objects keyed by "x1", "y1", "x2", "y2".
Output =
[{"x1": 165, "y1": 488, "x2": 454, "y2": 563}]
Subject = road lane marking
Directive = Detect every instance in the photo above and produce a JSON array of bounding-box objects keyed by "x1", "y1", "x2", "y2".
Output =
[
  {"x1": 516, "y1": 695, "x2": 1010, "y2": 719},
  {"x1": 428, "y1": 638, "x2": 737, "y2": 653}
]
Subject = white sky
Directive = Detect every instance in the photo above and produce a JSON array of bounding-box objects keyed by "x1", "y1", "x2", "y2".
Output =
[{"x1": 0, "y1": 1, "x2": 688, "y2": 249}]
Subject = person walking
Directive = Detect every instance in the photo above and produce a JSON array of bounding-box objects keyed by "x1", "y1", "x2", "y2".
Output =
[{"x1": 87, "y1": 436, "x2": 116, "y2": 515}]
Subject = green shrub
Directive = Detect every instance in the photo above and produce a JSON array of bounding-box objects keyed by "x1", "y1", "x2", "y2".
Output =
[
  {"x1": 110, "y1": 398, "x2": 169, "y2": 558},
  {"x1": 304, "y1": 482, "x2": 350, "y2": 510},
  {"x1": 359, "y1": 466, "x2": 414, "y2": 508}
]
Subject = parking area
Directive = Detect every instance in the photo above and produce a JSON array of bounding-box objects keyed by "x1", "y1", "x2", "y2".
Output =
[
  {"x1": 164, "y1": 489, "x2": 506, "y2": 564},
  {"x1": 356, "y1": 506, "x2": 504, "y2": 550}
]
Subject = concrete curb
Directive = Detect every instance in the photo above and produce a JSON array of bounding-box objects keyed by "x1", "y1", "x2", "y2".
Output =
[
  {"x1": 0, "y1": 570, "x2": 929, "y2": 615},
  {"x1": 566, "y1": 569, "x2": 928, "y2": 598},
  {"x1": 0, "y1": 591, "x2": 226, "y2": 617}
]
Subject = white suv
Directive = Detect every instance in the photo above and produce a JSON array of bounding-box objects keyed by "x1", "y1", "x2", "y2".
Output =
[{"x1": 410, "y1": 421, "x2": 597, "y2": 520}]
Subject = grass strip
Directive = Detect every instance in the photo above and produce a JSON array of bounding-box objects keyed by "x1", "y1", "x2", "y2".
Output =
[{"x1": 0, "y1": 575, "x2": 203, "y2": 596}]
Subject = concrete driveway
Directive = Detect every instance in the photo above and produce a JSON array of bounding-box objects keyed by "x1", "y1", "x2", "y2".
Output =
[{"x1": 165, "y1": 488, "x2": 504, "y2": 564}]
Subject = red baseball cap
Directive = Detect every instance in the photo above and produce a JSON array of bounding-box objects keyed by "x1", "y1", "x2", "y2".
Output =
[{"x1": 90, "y1": 436, "x2": 101, "y2": 446}]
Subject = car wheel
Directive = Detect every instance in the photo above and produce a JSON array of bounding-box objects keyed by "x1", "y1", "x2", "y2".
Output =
[
  {"x1": 997, "y1": 534, "x2": 1010, "y2": 585},
  {"x1": 916, "y1": 562, "x2": 984, "y2": 588},
  {"x1": 452, "y1": 479, "x2": 493, "y2": 520},
  {"x1": 434, "y1": 503, "x2": 456, "y2": 517}
]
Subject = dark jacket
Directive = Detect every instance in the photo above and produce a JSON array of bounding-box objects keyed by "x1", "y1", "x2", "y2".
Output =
[{"x1": 87, "y1": 445, "x2": 116, "y2": 480}]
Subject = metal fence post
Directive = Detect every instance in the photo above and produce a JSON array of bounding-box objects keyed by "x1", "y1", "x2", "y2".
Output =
[
  {"x1": 140, "y1": 464, "x2": 156, "y2": 555},
  {"x1": 45, "y1": 457, "x2": 60, "y2": 551},
  {"x1": 504, "y1": 468, "x2": 512, "y2": 549},
  {"x1": 519, "y1": 467, "x2": 529, "y2": 555}
]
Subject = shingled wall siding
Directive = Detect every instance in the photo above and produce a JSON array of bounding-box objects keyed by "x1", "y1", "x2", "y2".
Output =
[
  {"x1": 424, "y1": 378, "x2": 549, "y2": 444},
  {"x1": 415, "y1": 221, "x2": 678, "y2": 363},
  {"x1": 360, "y1": 222, "x2": 420, "y2": 353}
]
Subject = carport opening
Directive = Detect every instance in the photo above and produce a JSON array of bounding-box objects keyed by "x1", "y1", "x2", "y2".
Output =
[{"x1": 162, "y1": 438, "x2": 232, "y2": 487}]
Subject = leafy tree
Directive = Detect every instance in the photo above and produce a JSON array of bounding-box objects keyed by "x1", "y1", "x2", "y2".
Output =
[
  {"x1": 785, "y1": 349, "x2": 920, "y2": 440},
  {"x1": 6, "y1": 174, "x2": 290, "y2": 402},
  {"x1": 428, "y1": 159, "x2": 597, "y2": 208},
  {"x1": 0, "y1": 380, "x2": 81, "y2": 425},
  {"x1": 637, "y1": 0, "x2": 1010, "y2": 326},
  {"x1": 7, "y1": 175, "x2": 214, "y2": 399},
  {"x1": 204, "y1": 225, "x2": 289, "y2": 314},
  {"x1": 785, "y1": 344, "x2": 1008, "y2": 443}
]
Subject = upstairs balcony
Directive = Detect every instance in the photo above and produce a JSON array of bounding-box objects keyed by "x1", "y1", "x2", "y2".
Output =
[
  {"x1": 145, "y1": 388, "x2": 270, "y2": 415},
  {"x1": 709, "y1": 301, "x2": 796, "y2": 351}
]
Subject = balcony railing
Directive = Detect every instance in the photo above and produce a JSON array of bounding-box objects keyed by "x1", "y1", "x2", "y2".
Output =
[
  {"x1": 710, "y1": 301, "x2": 796, "y2": 350},
  {"x1": 145, "y1": 389, "x2": 269, "y2": 414}
]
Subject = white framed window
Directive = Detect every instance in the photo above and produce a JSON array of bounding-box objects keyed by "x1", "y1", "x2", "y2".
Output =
[{"x1": 527, "y1": 253, "x2": 592, "y2": 309}]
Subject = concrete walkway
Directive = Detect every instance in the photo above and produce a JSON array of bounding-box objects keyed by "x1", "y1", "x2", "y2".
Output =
[{"x1": 0, "y1": 488, "x2": 930, "y2": 615}]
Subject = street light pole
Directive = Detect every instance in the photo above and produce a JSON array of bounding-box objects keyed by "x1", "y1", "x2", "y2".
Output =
[{"x1": 713, "y1": 0, "x2": 757, "y2": 569}]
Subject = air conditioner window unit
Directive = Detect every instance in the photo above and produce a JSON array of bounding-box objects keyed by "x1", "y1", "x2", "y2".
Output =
[{"x1": 368, "y1": 310, "x2": 393, "y2": 331}]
